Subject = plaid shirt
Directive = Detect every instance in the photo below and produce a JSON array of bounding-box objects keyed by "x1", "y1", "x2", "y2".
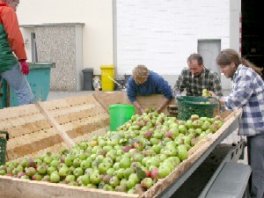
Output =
[
  {"x1": 174, "y1": 67, "x2": 223, "y2": 96},
  {"x1": 224, "y1": 65, "x2": 264, "y2": 136}
]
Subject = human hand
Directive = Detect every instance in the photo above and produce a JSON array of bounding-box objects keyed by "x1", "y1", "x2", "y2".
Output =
[
  {"x1": 208, "y1": 91, "x2": 217, "y2": 98},
  {"x1": 156, "y1": 107, "x2": 163, "y2": 113},
  {"x1": 139, "y1": 107, "x2": 145, "y2": 114},
  {"x1": 19, "y1": 60, "x2": 30, "y2": 75}
]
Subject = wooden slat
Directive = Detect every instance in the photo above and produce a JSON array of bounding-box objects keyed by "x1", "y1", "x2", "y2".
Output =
[
  {"x1": 0, "y1": 94, "x2": 108, "y2": 161},
  {"x1": 93, "y1": 91, "x2": 130, "y2": 111},
  {"x1": 14, "y1": 143, "x2": 67, "y2": 162},
  {"x1": 7, "y1": 131, "x2": 62, "y2": 160},
  {"x1": 36, "y1": 102, "x2": 75, "y2": 148},
  {"x1": 0, "y1": 105, "x2": 38, "y2": 120},
  {"x1": 0, "y1": 176, "x2": 137, "y2": 198},
  {"x1": 72, "y1": 128, "x2": 108, "y2": 143}
]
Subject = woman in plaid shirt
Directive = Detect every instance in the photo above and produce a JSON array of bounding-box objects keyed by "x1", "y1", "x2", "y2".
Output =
[{"x1": 216, "y1": 49, "x2": 264, "y2": 198}]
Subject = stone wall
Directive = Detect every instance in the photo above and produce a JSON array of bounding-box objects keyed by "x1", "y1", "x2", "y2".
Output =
[{"x1": 23, "y1": 23, "x2": 84, "y2": 91}]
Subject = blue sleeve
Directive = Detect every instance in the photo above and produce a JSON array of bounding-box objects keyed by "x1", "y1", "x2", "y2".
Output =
[
  {"x1": 126, "y1": 77, "x2": 137, "y2": 103},
  {"x1": 155, "y1": 74, "x2": 173, "y2": 100}
]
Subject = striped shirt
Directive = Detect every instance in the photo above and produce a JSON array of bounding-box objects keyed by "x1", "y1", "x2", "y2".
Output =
[
  {"x1": 225, "y1": 65, "x2": 264, "y2": 136},
  {"x1": 174, "y1": 67, "x2": 223, "y2": 96}
]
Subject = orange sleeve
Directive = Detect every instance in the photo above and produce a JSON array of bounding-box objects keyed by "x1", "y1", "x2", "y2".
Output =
[{"x1": 1, "y1": 6, "x2": 27, "y2": 60}]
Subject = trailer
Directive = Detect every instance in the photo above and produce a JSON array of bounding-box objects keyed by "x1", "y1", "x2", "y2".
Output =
[{"x1": 0, "y1": 92, "x2": 250, "y2": 197}]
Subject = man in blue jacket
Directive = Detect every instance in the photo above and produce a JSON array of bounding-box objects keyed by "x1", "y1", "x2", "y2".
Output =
[{"x1": 126, "y1": 65, "x2": 173, "y2": 113}]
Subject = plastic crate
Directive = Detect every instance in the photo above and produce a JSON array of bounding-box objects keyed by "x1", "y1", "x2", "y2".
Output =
[
  {"x1": 176, "y1": 96, "x2": 218, "y2": 120},
  {"x1": 0, "y1": 131, "x2": 9, "y2": 165}
]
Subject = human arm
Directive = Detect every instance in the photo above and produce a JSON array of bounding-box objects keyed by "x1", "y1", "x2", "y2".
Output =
[
  {"x1": 155, "y1": 74, "x2": 173, "y2": 112},
  {"x1": 133, "y1": 100, "x2": 144, "y2": 114},
  {"x1": 1, "y1": 6, "x2": 27, "y2": 60},
  {"x1": 224, "y1": 73, "x2": 255, "y2": 110},
  {"x1": 173, "y1": 70, "x2": 186, "y2": 96},
  {"x1": 210, "y1": 70, "x2": 255, "y2": 110},
  {"x1": 1, "y1": 6, "x2": 29, "y2": 74},
  {"x1": 126, "y1": 77, "x2": 137, "y2": 103},
  {"x1": 157, "y1": 98, "x2": 171, "y2": 113},
  {"x1": 210, "y1": 73, "x2": 223, "y2": 96},
  {"x1": 126, "y1": 77, "x2": 144, "y2": 113}
]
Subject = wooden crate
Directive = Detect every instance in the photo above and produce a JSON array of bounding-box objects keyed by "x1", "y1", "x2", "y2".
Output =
[
  {"x1": 0, "y1": 92, "x2": 241, "y2": 198},
  {"x1": 0, "y1": 95, "x2": 108, "y2": 161},
  {"x1": 0, "y1": 175, "x2": 137, "y2": 198},
  {"x1": 93, "y1": 91, "x2": 175, "y2": 114}
]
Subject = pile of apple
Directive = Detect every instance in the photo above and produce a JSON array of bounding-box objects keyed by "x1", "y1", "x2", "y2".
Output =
[{"x1": 0, "y1": 111, "x2": 223, "y2": 194}]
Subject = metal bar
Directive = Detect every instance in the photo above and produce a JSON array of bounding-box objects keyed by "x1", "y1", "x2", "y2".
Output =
[
  {"x1": 31, "y1": 32, "x2": 38, "y2": 63},
  {"x1": 158, "y1": 116, "x2": 240, "y2": 198}
]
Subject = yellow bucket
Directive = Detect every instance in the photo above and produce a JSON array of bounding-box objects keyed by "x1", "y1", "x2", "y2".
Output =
[{"x1": 100, "y1": 64, "x2": 115, "y2": 91}]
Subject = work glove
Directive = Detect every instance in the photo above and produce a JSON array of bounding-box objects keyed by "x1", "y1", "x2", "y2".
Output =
[{"x1": 19, "y1": 60, "x2": 30, "y2": 75}]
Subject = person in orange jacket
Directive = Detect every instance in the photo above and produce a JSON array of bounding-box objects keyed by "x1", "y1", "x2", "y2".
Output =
[{"x1": 0, "y1": 0, "x2": 34, "y2": 105}]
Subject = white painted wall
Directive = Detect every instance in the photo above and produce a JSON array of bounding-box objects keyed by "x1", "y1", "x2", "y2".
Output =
[
  {"x1": 16, "y1": 0, "x2": 240, "y2": 81},
  {"x1": 115, "y1": 0, "x2": 232, "y2": 75},
  {"x1": 17, "y1": 0, "x2": 113, "y2": 75}
]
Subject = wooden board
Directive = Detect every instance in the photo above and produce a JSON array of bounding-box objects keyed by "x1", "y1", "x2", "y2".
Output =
[
  {"x1": 0, "y1": 92, "x2": 242, "y2": 198},
  {"x1": 136, "y1": 95, "x2": 175, "y2": 114},
  {"x1": 93, "y1": 91, "x2": 130, "y2": 111},
  {"x1": 36, "y1": 102, "x2": 75, "y2": 148},
  {"x1": 0, "y1": 176, "x2": 137, "y2": 198},
  {"x1": 93, "y1": 91, "x2": 175, "y2": 114},
  {"x1": 0, "y1": 95, "x2": 108, "y2": 161}
]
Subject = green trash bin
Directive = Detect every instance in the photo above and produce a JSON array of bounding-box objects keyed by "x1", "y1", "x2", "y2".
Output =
[
  {"x1": 109, "y1": 104, "x2": 135, "y2": 131},
  {"x1": 10, "y1": 62, "x2": 55, "y2": 106}
]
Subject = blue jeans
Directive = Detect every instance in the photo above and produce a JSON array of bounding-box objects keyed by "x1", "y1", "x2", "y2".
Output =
[
  {"x1": 1, "y1": 63, "x2": 34, "y2": 105},
  {"x1": 247, "y1": 133, "x2": 264, "y2": 198}
]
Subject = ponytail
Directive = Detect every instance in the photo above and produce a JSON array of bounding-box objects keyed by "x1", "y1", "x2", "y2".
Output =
[{"x1": 241, "y1": 58, "x2": 264, "y2": 79}]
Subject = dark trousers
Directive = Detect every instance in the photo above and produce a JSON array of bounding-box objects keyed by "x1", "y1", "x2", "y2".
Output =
[{"x1": 247, "y1": 133, "x2": 264, "y2": 198}]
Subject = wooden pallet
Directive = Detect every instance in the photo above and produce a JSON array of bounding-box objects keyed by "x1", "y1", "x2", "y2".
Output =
[{"x1": 0, "y1": 92, "x2": 242, "y2": 198}]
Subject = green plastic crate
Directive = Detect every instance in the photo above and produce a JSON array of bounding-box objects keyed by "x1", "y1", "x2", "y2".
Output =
[
  {"x1": 0, "y1": 131, "x2": 9, "y2": 165},
  {"x1": 176, "y1": 96, "x2": 218, "y2": 120},
  {"x1": 10, "y1": 62, "x2": 54, "y2": 106},
  {"x1": 0, "y1": 80, "x2": 8, "y2": 108}
]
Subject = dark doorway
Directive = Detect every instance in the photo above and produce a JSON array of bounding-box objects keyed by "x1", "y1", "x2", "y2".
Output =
[{"x1": 242, "y1": 0, "x2": 264, "y2": 70}]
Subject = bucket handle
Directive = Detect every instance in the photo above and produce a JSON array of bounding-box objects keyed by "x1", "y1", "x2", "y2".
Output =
[{"x1": 0, "y1": 131, "x2": 9, "y2": 141}]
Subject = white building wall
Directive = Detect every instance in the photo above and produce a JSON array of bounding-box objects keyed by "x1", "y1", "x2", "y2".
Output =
[
  {"x1": 16, "y1": 0, "x2": 240, "y2": 83},
  {"x1": 115, "y1": 0, "x2": 231, "y2": 75},
  {"x1": 17, "y1": 0, "x2": 113, "y2": 75}
]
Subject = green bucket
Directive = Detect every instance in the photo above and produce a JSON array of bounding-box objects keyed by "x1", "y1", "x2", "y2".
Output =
[{"x1": 109, "y1": 104, "x2": 135, "y2": 131}]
